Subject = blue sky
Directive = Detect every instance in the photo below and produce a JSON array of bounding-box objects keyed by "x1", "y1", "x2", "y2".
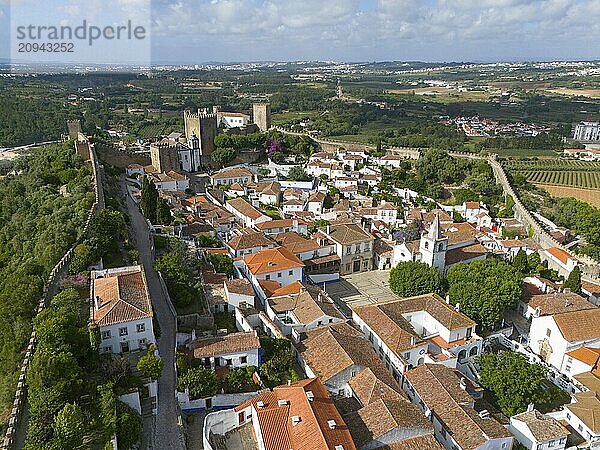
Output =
[{"x1": 1, "y1": 0, "x2": 599, "y2": 65}]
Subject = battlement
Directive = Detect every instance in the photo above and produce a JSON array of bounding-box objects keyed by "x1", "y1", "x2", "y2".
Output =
[
  {"x1": 184, "y1": 110, "x2": 199, "y2": 119},
  {"x1": 199, "y1": 113, "x2": 217, "y2": 120},
  {"x1": 151, "y1": 142, "x2": 177, "y2": 149}
]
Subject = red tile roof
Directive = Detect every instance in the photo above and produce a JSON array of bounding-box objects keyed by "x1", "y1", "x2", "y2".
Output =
[
  {"x1": 235, "y1": 378, "x2": 357, "y2": 450},
  {"x1": 244, "y1": 246, "x2": 304, "y2": 275}
]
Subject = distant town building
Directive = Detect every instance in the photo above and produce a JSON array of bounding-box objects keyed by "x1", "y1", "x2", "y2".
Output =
[{"x1": 574, "y1": 121, "x2": 600, "y2": 142}]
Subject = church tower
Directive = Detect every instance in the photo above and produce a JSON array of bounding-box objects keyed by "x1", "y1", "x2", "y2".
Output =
[{"x1": 419, "y1": 213, "x2": 448, "y2": 274}]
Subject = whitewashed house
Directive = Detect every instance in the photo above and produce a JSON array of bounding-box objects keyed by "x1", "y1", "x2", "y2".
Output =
[
  {"x1": 509, "y1": 409, "x2": 568, "y2": 450},
  {"x1": 91, "y1": 265, "x2": 156, "y2": 354}
]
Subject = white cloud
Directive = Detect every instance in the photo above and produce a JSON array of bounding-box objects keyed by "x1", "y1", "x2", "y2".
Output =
[{"x1": 148, "y1": 0, "x2": 600, "y2": 61}]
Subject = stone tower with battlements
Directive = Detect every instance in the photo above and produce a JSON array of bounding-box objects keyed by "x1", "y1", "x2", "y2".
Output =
[
  {"x1": 67, "y1": 119, "x2": 82, "y2": 140},
  {"x1": 252, "y1": 103, "x2": 271, "y2": 132},
  {"x1": 150, "y1": 142, "x2": 179, "y2": 173},
  {"x1": 184, "y1": 109, "x2": 217, "y2": 168}
]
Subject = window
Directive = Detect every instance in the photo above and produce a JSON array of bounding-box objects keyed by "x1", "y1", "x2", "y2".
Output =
[
  {"x1": 101, "y1": 346, "x2": 111, "y2": 353},
  {"x1": 136, "y1": 323, "x2": 145, "y2": 333},
  {"x1": 546, "y1": 328, "x2": 551, "y2": 337},
  {"x1": 277, "y1": 272, "x2": 282, "y2": 278},
  {"x1": 548, "y1": 441, "x2": 556, "y2": 447},
  {"x1": 138, "y1": 338, "x2": 147, "y2": 347},
  {"x1": 265, "y1": 275, "x2": 271, "y2": 280},
  {"x1": 566, "y1": 413, "x2": 571, "y2": 420},
  {"x1": 119, "y1": 327, "x2": 128, "y2": 336},
  {"x1": 101, "y1": 330, "x2": 111, "y2": 340},
  {"x1": 578, "y1": 424, "x2": 583, "y2": 432},
  {"x1": 404, "y1": 352, "x2": 411, "y2": 359},
  {"x1": 565, "y1": 365, "x2": 571, "y2": 372},
  {"x1": 225, "y1": 359, "x2": 232, "y2": 366},
  {"x1": 288, "y1": 270, "x2": 293, "y2": 276},
  {"x1": 424, "y1": 242, "x2": 429, "y2": 249},
  {"x1": 240, "y1": 356, "x2": 247, "y2": 364}
]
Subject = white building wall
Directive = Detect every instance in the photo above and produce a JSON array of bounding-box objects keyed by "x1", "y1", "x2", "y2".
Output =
[{"x1": 99, "y1": 317, "x2": 155, "y2": 354}]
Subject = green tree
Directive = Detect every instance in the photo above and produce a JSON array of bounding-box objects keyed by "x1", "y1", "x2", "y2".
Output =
[
  {"x1": 211, "y1": 147, "x2": 236, "y2": 167},
  {"x1": 98, "y1": 383, "x2": 117, "y2": 437},
  {"x1": 50, "y1": 288, "x2": 82, "y2": 316},
  {"x1": 140, "y1": 176, "x2": 158, "y2": 223},
  {"x1": 287, "y1": 166, "x2": 312, "y2": 182},
  {"x1": 207, "y1": 254, "x2": 234, "y2": 276},
  {"x1": 156, "y1": 197, "x2": 172, "y2": 225},
  {"x1": 90, "y1": 208, "x2": 126, "y2": 256},
  {"x1": 53, "y1": 403, "x2": 85, "y2": 448},
  {"x1": 70, "y1": 243, "x2": 98, "y2": 274},
  {"x1": 178, "y1": 368, "x2": 218, "y2": 399},
  {"x1": 563, "y1": 266, "x2": 582, "y2": 294},
  {"x1": 477, "y1": 351, "x2": 548, "y2": 417},
  {"x1": 446, "y1": 258, "x2": 523, "y2": 328},
  {"x1": 513, "y1": 249, "x2": 529, "y2": 274},
  {"x1": 222, "y1": 368, "x2": 254, "y2": 393},
  {"x1": 389, "y1": 261, "x2": 443, "y2": 297},
  {"x1": 137, "y1": 345, "x2": 164, "y2": 380},
  {"x1": 116, "y1": 401, "x2": 142, "y2": 450}
]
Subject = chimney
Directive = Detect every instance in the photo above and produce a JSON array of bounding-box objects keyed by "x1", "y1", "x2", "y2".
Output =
[
  {"x1": 478, "y1": 410, "x2": 490, "y2": 420},
  {"x1": 256, "y1": 401, "x2": 265, "y2": 409},
  {"x1": 327, "y1": 420, "x2": 337, "y2": 429},
  {"x1": 454, "y1": 303, "x2": 460, "y2": 312},
  {"x1": 306, "y1": 391, "x2": 314, "y2": 401},
  {"x1": 95, "y1": 295, "x2": 101, "y2": 309},
  {"x1": 278, "y1": 399, "x2": 289, "y2": 407},
  {"x1": 287, "y1": 379, "x2": 291, "y2": 386},
  {"x1": 291, "y1": 415, "x2": 301, "y2": 426},
  {"x1": 526, "y1": 402, "x2": 534, "y2": 413},
  {"x1": 459, "y1": 377, "x2": 467, "y2": 391},
  {"x1": 410, "y1": 336, "x2": 417, "y2": 345},
  {"x1": 445, "y1": 295, "x2": 450, "y2": 304}
]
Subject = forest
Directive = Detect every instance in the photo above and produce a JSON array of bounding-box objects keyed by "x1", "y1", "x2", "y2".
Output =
[{"x1": 0, "y1": 142, "x2": 93, "y2": 432}]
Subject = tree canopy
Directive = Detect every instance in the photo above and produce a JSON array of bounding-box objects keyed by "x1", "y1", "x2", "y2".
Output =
[
  {"x1": 389, "y1": 261, "x2": 443, "y2": 298},
  {"x1": 446, "y1": 258, "x2": 523, "y2": 328},
  {"x1": 477, "y1": 351, "x2": 549, "y2": 417}
]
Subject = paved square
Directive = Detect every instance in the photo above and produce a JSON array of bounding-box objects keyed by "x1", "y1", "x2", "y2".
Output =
[{"x1": 325, "y1": 270, "x2": 397, "y2": 310}]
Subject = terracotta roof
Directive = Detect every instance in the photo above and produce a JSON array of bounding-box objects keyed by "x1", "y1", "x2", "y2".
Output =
[
  {"x1": 345, "y1": 396, "x2": 432, "y2": 448},
  {"x1": 227, "y1": 197, "x2": 268, "y2": 221},
  {"x1": 565, "y1": 391, "x2": 600, "y2": 433},
  {"x1": 583, "y1": 280, "x2": 600, "y2": 295},
  {"x1": 546, "y1": 247, "x2": 574, "y2": 265},
  {"x1": 297, "y1": 323, "x2": 398, "y2": 387},
  {"x1": 92, "y1": 266, "x2": 153, "y2": 326},
  {"x1": 255, "y1": 218, "x2": 308, "y2": 231},
  {"x1": 225, "y1": 278, "x2": 255, "y2": 297},
  {"x1": 464, "y1": 202, "x2": 481, "y2": 209},
  {"x1": 268, "y1": 282, "x2": 343, "y2": 325},
  {"x1": 211, "y1": 167, "x2": 254, "y2": 180},
  {"x1": 190, "y1": 331, "x2": 260, "y2": 358},
  {"x1": 227, "y1": 230, "x2": 274, "y2": 250},
  {"x1": 258, "y1": 279, "x2": 282, "y2": 298},
  {"x1": 529, "y1": 292, "x2": 594, "y2": 316},
  {"x1": 380, "y1": 434, "x2": 443, "y2": 450},
  {"x1": 235, "y1": 378, "x2": 357, "y2": 450},
  {"x1": 353, "y1": 294, "x2": 476, "y2": 355},
  {"x1": 275, "y1": 232, "x2": 321, "y2": 254},
  {"x1": 405, "y1": 364, "x2": 512, "y2": 450},
  {"x1": 323, "y1": 223, "x2": 374, "y2": 245},
  {"x1": 229, "y1": 182, "x2": 245, "y2": 192},
  {"x1": 553, "y1": 308, "x2": 600, "y2": 342},
  {"x1": 567, "y1": 347, "x2": 600, "y2": 366},
  {"x1": 307, "y1": 192, "x2": 326, "y2": 203},
  {"x1": 244, "y1": 246, "x2": 305, "y2": 275},
  {"x1": 247, "y1": 181, "x2": 281, "y2": 196},
  {"x1": 445, "y1": 242, "x2": 487, "y2": 265},
  {"x1": 442, "y1": 222, "x2": 479, "y2": 246},
  {"x1": 512, "y1": 410, "x2": 569, "y2": 442}
]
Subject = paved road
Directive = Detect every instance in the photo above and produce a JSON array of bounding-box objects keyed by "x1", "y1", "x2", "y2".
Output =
[{"x1": 121, "y1": 178, "x2": 184, "y2": 450}]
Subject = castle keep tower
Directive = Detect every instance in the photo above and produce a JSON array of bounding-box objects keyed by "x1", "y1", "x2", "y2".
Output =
[
  {"x1": 184, "y1": 109, "x2": 217, "y2": 168},
  {"x1": 252, "y1": 103, "x2": 271, "y2": 132}
]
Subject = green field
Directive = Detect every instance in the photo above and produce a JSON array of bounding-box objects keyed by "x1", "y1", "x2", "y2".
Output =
[{"x1": 504, "y1": 159, "x2": 600, "y2": 189}]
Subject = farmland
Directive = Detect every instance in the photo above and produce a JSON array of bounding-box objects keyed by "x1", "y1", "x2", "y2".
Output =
[{"x1": 503, "y1": 159, "x2": 600, "y2": 190}]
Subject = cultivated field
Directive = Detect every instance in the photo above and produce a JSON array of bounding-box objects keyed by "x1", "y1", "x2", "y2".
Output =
[
  {"x1": 535, "y1": 184, "x2": 600, "y2": 208},
  {"x1": 504, "y1": 159, "x2": 600, "y2": 190},
  {"x1": 544, "y1": 88, "x2": 600, "y2": 99}
]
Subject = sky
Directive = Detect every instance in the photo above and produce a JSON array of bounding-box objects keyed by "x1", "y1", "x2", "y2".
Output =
[{"x1": 1, "y1": 0, "x2": 600, "y2": 65}]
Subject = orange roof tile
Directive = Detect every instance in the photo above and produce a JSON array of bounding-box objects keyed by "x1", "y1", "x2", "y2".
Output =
[
  {"x1": 546, "y1": 247, "x2": 573, "y2": 265},
  {"x1": 566, "y1": 347, "x2": 600, "y2": 366},
  {"x1": 235, "y1": 378, "x2": 356, "y2": 450},
  {"x1": 244, "y1": 246, "x2": 304, "y2": 275}
]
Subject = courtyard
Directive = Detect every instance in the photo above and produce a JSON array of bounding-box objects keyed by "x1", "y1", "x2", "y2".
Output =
[{"x1": 324, "y1": 269, "x2": 397, "y2": 314}]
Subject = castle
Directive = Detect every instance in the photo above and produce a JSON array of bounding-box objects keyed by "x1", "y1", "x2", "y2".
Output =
[{"x1": 148, "y1": 103, "x2": 272, "y2": 173}]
